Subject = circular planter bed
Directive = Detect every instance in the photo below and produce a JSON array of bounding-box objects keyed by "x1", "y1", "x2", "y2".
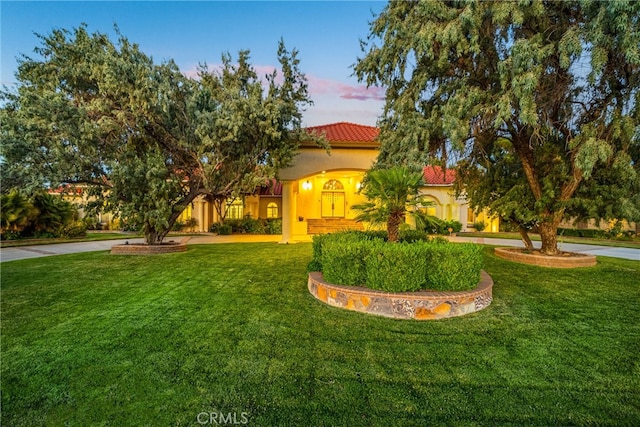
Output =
[
  {"x1": 308, "y1": 271, "x2": 493, "y2": 320},
  {"x1": 494, "y1": 247, "x2": 596, "y2": 268},
  {"x1": 111, "y1": 241, "x2": 187, "y2": 255}
]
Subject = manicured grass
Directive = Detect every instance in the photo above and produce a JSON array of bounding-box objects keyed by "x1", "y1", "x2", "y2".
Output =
[
  {"x1": 2, "y1": 244, "x2": 639, "y2": 425},
  {"x1": 459, "y1": 231, "x2": 640, "y2": 248}
]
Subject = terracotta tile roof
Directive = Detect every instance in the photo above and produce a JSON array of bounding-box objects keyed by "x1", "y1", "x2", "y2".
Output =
[
  {"x1": 423, "y1": 166, "x2": 456, "y2": 185},
  {"x1": 258, "y1": 179, "x2": 282, "y2": 196},
  {"x1": 48, "y1": 185, "x2": 84, "y2": 195},
  {"x1": 305, "y1": 122, "x2": 379, "y2": 145}
]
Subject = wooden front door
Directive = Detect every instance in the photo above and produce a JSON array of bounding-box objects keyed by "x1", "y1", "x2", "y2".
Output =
[{"x1": 321, "y1": 192, "x2": 345, "y2": 218}]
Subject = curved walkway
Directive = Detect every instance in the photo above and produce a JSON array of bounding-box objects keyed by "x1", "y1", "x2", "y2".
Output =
[{"x1": 1, "y1": 233, "x2": 638, "y2": 262}]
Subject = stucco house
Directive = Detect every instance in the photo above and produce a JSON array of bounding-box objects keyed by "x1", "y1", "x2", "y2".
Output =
[{"x1": 188, "y1": 122, "x2": 499, "y2": 241}]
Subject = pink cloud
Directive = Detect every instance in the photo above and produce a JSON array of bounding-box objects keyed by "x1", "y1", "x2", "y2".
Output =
[{"x1": 307, "y1": 74, "x2": 385, "y2": 101}]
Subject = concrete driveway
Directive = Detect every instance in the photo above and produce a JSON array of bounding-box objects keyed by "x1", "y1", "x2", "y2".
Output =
[{"x1": 1, "y1": 234, "x2": 638, "y2": 262}]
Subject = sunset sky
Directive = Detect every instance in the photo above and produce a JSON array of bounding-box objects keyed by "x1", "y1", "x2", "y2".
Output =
[{"x1": 1, "y1": 1, "x2": 387, "y2": 126}]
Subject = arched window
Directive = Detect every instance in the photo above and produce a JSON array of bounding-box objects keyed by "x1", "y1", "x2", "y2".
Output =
[
  {"x1": 323, "y1": 179, "x2": 344, "y2": 191},
  {"x1": 266, "y1": 202, "x2": 279, "y2": 218}
]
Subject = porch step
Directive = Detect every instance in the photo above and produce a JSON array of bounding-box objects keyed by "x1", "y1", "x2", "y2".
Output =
[{"x1": 307, "y1": 218, "x2": 364, "y2": 235}]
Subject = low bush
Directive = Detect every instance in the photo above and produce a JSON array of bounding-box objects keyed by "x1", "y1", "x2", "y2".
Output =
[
  {"x1": 210, "y1": 218, "x2": 282, "y2": 235},
  {"x1": 422, "y1": 243, "x2": 483, "y2": 291},
  {"x1": 310, "y1": 231, "x2": 482, "y2": 292},
  {"x1": 364, "y1": 240, "x2": 428, "y2": 292},
  {"x1": 398, "y1": 229, "x2": 430, "y2": 243},
  {"x1": 264, "y1": 218, "x2": 282, "y2": 235},
  {"x1": 472, "y1": 221, "x2": 487, "y2": 232},
  {"x1": 217, "y1": 224, "x2": 232, "y2": 235},
  {"x1": 62, "y1": 222, "x2": 88, "y2": 238}
]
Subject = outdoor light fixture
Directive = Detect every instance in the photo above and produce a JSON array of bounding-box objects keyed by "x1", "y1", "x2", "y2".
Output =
[
  {"x1": 356, "y1": 182, "x2": 362, "y2": 191},
  {"x1": 302, "y1": 180, "x2": 312, "y2": 190}
]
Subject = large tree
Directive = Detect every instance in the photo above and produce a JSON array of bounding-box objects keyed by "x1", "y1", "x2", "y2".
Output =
[
  {"x1": 1, "y1": 26, "x2": 314, "y2": 244},
  {"x1": 355, "y1": 0, "x2": 640, "y2": 254}
]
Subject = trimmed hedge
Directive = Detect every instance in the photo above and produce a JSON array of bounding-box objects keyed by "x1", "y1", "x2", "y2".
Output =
[
  {"x1": 210, "y1": 218, "x2": 282, "y2": 235},
  {"x1": 309, "y1": 231, "x2": 483, "y2": 292}
]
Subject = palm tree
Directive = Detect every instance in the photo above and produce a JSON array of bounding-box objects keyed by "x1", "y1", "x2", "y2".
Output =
[{"x1": 352, "y1": 166, "x2": 425, "y2": 242}]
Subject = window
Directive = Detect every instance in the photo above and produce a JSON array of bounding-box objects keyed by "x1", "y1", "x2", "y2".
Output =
[
  {"x1": 467, "y1": 208, "x2": 476, "y2": 223},
  {"x1": 226, "y1": 198, "x2": 244, "y2": 219},
  {"x1": 323, "y1": 179, "x2": 344, "y2": 191},
  {"x1": 267, "y1": 202, "x2": 279, "y2": 218}
]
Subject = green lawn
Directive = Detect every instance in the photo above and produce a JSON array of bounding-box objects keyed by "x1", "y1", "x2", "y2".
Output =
[{"x1": 2, "y1": 244, "x2": 639, "y2": 425}]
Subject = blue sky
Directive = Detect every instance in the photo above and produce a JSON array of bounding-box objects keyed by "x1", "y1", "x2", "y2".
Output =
[{"x1": 1, "y1": 0, "x2": 387, "y2": 126}]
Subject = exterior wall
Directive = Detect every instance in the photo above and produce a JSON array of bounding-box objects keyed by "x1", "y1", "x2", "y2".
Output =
[{"x1": 278, "y1": 146, "x2": 379, "y2": 243}]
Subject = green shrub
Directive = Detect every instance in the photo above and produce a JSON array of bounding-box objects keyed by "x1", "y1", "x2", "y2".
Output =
[
  {"x1": 241, "y1": 217, "x2": 265, "y2": 234},
  {"x1": 364, "y1": 240, "x2": 428, "y2": 292},
  {"x1": 398, "y1": 229, "x2": 429, "y2": 243},
  {"x1": 414, "y1": 211, "x2": 445, "y2": 234},
  {"x1": 422, "y1": 243, "x2": 483, "y2": 291},
  {"x1": 62, "y1": 222, "x2": 87, "y2": 238},
  {"x1": 264, "y1": 218, "x2": 282, "y2": 235},
  {"x1": 311, "y1": 231, "x2": 483, "y2": 292},
  {"x1": 320, "y1": 239, "x2": 368, "y2": 286},
  {"x1": 473, "y1": 221, "x2": 487, "y2": 232},
  {"x1": 443, "y1": 220, "x2": 463, "y2": 234},
  {"x1": 217, "y1": 224, "x2": 232, "y2": 235}
]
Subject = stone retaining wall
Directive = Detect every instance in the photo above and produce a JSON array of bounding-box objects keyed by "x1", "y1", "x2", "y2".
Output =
[
  {"x1": 308, "y1": 271, "x2": 493, "y2": 320},
  {"x1": 494, "y1": 247, "x2": 596, "y2": 268}
]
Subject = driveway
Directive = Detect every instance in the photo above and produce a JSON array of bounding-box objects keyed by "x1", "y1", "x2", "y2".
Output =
[{"x1": 1, "y1": 234, "x2": 638, "y2": 262}]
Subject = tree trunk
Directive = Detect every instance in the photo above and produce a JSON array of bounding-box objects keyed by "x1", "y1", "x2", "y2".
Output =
[
  {"x1": 145, "y1": 229, "x2": 165, "y2": 245},
  {"x1": 538, "y1": 215, "x2": 562, "y2": 255},
  {"x1": 387, "y1": 214, "x2": 403, "y2": 242},
  {"x1": 516, "y1": 224, "x2": 534, "y2": 251}
]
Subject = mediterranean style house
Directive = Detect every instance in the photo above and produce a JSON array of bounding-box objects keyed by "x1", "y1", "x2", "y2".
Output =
[{"x1": 188, "y1": 122, "x2": 499, "y2": 242}]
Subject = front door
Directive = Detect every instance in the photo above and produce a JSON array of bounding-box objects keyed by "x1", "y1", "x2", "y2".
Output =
[{"x1": 321, "y1": 192, "x2": 345, "y2": 218}]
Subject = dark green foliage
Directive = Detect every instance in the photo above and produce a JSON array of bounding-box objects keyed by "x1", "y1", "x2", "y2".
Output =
[
  {"x1": 217, "y1": 224, "x2": 233, "y2": 235},
  {"x1": 414, "y1": 211, "x2": 445, "y2": 234},
  {"x1": 0, "y1": 192, "x2": 80, "y2": 239},
  {"x1": 473, "y1": 221, "x2": 487, "y2": 232},
  {"x1": 422, "y1": 243, "x2": 483, "y2": 291},
  {"x1": 319, "y1": 234, "x2": 372, "y2": 287},
  {"x1": 364, "y1": 240, "x2": 428, "y2": 292},
  {"x1": 209, "y1": 218, "x2": 282, "y2": 235},
  {"x1": 311, "y1": 231, "x2": 482, "y2": 292},
  {"x1": 414, "y1": 212, "x2": 463, "y2": 235},
  {"x1": 441, "y1": 220, "x2": 463, "y2": 234},
  {"x1": 397, "y1": 229, "x2": 429, "y2": 243},
  {"x1": 264, "y1": 218, "x2": 282, "y2": 235},
  {"x1": 355, "y1": 1, "x2": 640, "y2": 255},
  {"x1": 0, "y1": 192, "x2": 37, "y2": 235}
]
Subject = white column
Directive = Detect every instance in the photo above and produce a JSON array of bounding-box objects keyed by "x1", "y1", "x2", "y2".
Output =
[
  {"x1": 203, "y1": 201, "x2": 210, "y2": 232},
  {"x1": 280, "y1": 181, "x2": 295, "y2": 244},
  {"x1": 196, "y1": 199, "x2": 206, "y2": 232}
]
